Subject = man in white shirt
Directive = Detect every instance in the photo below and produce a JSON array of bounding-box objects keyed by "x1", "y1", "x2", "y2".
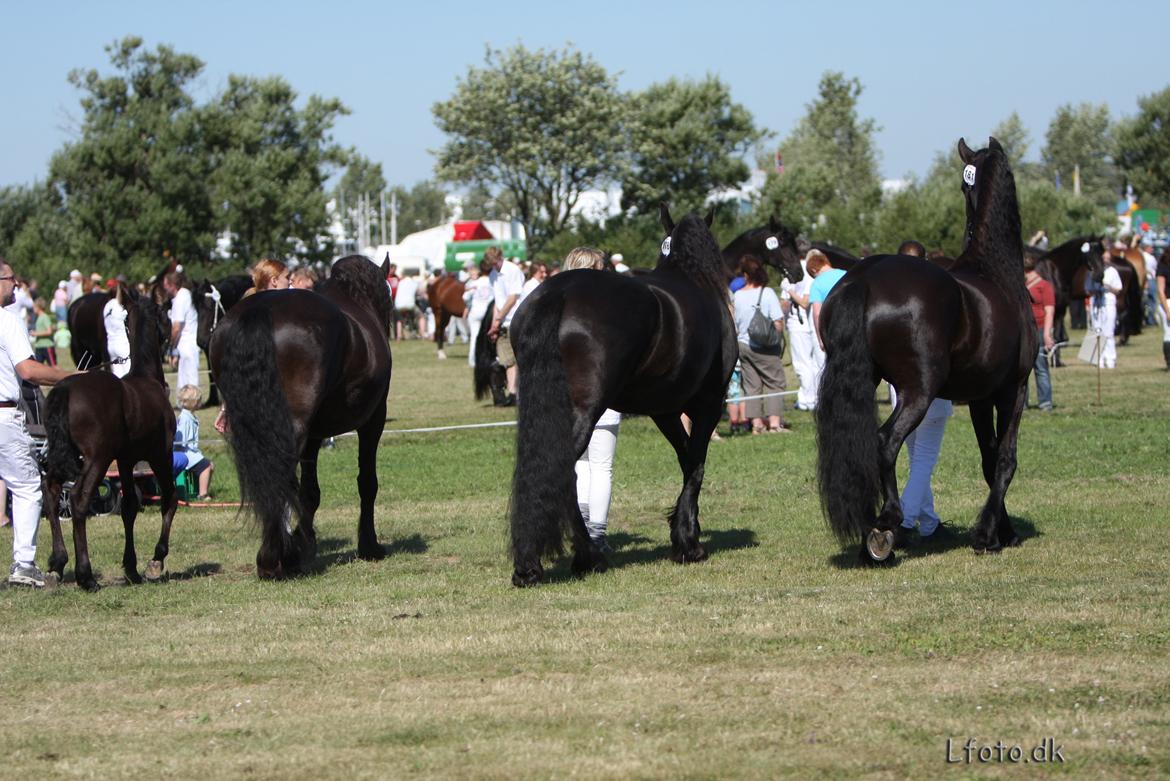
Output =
[
  {"x1": 163, "y1": 271, "x2": 201, "y2": 391},
  {"x1": 1092, "y1": 246, "x2": 1124, "y2": 369},
  {"x1": 486, "y1": 247, "x2": 526, "y2": 403},
  {"x1": 0, "y1": 258, "x2": 74, "y2": 587}
]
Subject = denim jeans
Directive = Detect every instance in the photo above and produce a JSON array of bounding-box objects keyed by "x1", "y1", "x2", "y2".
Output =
[{"x1": 1031, "y1": 328, "x2": 1052, "y2": 409}]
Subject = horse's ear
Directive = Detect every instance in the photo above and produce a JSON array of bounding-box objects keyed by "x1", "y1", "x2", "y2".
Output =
[
  {"x1": 659, "y1": 202, "x2": 675, "y2": 234},
  {"x1": 381, "y1": 253, "x2": 392, "y2": 279},
  {"x1": 703, "y1": 206, "x2": 715, "y2": 228},
  {"x1": 988, "y1": 136, "x2": 1004, "y2": 153},
  {"x1": 768, "y1": 215, "x2": 780, "y2": 232},
  {"x1": 957, "y1": 138, "x2": 974, "y2": 164}
]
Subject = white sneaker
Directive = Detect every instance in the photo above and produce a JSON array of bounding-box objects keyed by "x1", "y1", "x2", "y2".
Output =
[{"x1": 8, "y1": 561, "x2": 46, "y2": 588}]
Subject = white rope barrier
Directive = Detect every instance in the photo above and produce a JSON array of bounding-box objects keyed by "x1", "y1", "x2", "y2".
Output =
[{"x1": 197, "y1": 390, "x2": 803, "y2": 445}]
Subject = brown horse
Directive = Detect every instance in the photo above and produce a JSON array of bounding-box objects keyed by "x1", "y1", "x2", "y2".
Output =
[
  {"x1": 43, "y1": 297, "x2": 178, "y2": 591},
  {"x1": 427, "y1": 272, "x2": 468, "y2": 359}
]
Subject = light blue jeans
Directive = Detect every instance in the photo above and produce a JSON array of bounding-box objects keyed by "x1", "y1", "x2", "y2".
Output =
[{"x1": 899, "y1": 398, "x2": 952, "y2": 535}]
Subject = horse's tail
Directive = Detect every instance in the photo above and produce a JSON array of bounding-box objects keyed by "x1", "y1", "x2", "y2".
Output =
[
  {"x1": 44, "y1": 383, "x2": 81, "y2": 482},
  {"x1": 216, "y1": 306, "x2": 302, "y2": 529},
  {"x1": 815, "y1": 279, "x2": 880, "y2": 546},
  {"x1": 510, "y1": 293, "x2": 576, "y2": 564},
  {"x1": 473, "y1": 301, "x2": 496, "y2": 399}
]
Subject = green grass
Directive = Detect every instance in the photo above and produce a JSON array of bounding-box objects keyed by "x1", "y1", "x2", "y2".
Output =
[{"x1": 2, "y1": 329, "x2": 1169, "y2": 779}]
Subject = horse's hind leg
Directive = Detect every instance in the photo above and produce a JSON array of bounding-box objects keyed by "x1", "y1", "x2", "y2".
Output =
[
  {"x1": 44, "y1": 478, "x2": 68, "y2": 585},
  {"x1": 294, "y1": 437, "x2": 323, "y2": 566},
  {"x1": 115, "y1": 457, "x2": 143, "y2": 584},
  {"x1": 355, "y1": 401, "x2": 387, "y2": 561},
  {"x1": 867, "y1": 390, "x2": 933, "y2": 564},
  {"x1": 652, "y1": 410, "x2": 710, "y2": 565},
  {"x1": 143, "y1": 449, "x2": 179, "y2": 581},
  {"x1": 436, "y1": 311, "x2": 450, "y2": 359},
  {"x1": 69, "y1": 463, "x2": 107, "y2": 591}
]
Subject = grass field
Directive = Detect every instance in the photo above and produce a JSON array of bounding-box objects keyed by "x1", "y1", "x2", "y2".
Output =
[{"x1": 2, "y1": 328, "x2": 1169, "y2": 779}]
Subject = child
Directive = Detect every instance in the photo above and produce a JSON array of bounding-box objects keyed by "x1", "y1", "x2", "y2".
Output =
[{"x1": 175, "y1": 385, "x2": 215, "y2": 500}]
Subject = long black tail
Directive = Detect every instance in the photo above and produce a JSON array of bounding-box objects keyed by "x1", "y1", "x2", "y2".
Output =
[
  {"x1": 509, "y1": 294, "x2": 577, "y2": 564},
  {"x1": 44, "y1": 384, "x2": 81, "y2": 482},
  {"x1": 473, "y1": 301, "x2": 497, "y2": 400},
  {"x1": 815, "y1": 279, "x2": 880, "y2": 546},
  {"x1": 216, "y1": 307, "x2": 301, "y2": 530}
]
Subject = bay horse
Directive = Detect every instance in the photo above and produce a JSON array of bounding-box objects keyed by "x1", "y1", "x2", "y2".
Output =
[
  {"x1": 43, "y1": 296, "x2": 177, "y2": 591},
  {"x1": 194, "y1": 274, "x2": 252, "y2": 406},
  {"x1": 426, "y1": 271, "x2": 468, "y2": 359},
  {"x1": 209, "y1": 255, "x2": 392, "y2": 579},
  {"x1": 817, "y1": 138, "x2": 1035, "y2": 565},
  {"x1": 508, "y1": 206, "x2": 803, "y2": 587}
]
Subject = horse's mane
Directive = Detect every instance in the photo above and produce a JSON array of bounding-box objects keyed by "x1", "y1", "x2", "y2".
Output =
[
  {"x1": 958, "y1": 145, "x2": 1025, "y2": 297},
  {"x1": 656, "y1": 214, "x2": 728, "y2": 296},
  {"x1": 326, "y1": 255, "x2": 392, "y2": 335},
  {"x1": 128, "y1": 296, "x2": 165, "y2": 384}
]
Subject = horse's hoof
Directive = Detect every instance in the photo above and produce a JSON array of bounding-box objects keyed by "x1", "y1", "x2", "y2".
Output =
[
  {"x1": 357, "y1": 543, "x2": 386, "y2": 561},
  {"x1": 973, "y1": 544, "x2": 1003, "y2": 556},
  {"x1": 126, "y1": 570, "x2": 144, "y2": 585},
  {"x1": 79, "y1": 578, "x2": 101, "y2": 593},
  {"x1": 865, "y1": 529, "x2": 896, "y2": 562},
  {"x1": 143, "y1": 560, "x2": 165, "y2": 582},
  {"x1": 512, "y1": 567, "x2": 544, "y2": 588},
  {"x1": 671, "y1": 544, "x2": 708, "y2": 564},
  {"x1": 571, "y1": 550, "x2": 609, "y2": 577},
  {"x1": 1001, "y1": 534, "x2": 1021, "y2": 548}
]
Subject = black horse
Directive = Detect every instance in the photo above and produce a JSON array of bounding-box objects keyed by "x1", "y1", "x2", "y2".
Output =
[
  {"x1": 66, "y1": 284, "x2": 138, "y2": 369},
  {"x1": 44, "y1": 296, "x2": 177, "y2": 591},
  {"x1": 194, "y1": 274, "x2": 252, "y2": 406},
  {"x1": 508, "y1": 206, "x2": 803, "y2": 587},
  {"x1": 209, "y1": 255, "x2": 392, "y2": 580},
  {"x1": 721, "y1": 218, "x2": 806, "y2": 280},
  {"x1": 807, "y1": 241, "x2": 861, "y2": 271},
  {"x1": 1031, "y1": 236, "x2": 1105, "y2": 346},
  {"x1": 817, "y1": 138, "x2": 1035, "y2": 565}
]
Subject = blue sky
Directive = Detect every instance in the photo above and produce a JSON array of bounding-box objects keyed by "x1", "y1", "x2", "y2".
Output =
[{"x1": 2, "y1": 0, "x2": 1166, "y2": 191}]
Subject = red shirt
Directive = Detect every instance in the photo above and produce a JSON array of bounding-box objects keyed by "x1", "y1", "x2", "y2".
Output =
[{"x1": 1026, "y1": 275, "x2": 1054, "y2": 329}]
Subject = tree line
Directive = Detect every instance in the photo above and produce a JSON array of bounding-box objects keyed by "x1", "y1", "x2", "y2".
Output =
[{"x1": 3, "y1": 38, "x2": 1169, "y2": 283}]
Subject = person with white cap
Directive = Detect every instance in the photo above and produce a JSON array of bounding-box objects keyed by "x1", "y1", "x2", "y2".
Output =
[
  {"x1": 66, "y1": 269, "x2": 84, "y2": 303},
  {"x1": 0, "y1": 256, "x2": 75, "y2": 587}
]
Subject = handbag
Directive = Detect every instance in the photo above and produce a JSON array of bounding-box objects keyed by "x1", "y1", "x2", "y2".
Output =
[{"x1": 747, "y1": 287, "x2": 784, "y2": 354}]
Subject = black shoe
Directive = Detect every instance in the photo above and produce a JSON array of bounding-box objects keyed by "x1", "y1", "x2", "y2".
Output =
[
  {"x1": 918, "y1": 521, "x2": 957, "y2": 543},
  {"x1": 500, "y1": 393, "x2": 517, "y2": 407},
  {"x1": 893, "y1": 526, "x2": 920, "y2": 549}
]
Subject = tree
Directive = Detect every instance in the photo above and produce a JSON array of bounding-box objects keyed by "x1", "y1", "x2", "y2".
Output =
[
  {"x1": 390, "y1": 180, "x2": 451, "y2": 237},
  {"x1": 990, "y1": 112, "x2": 1031, "y2": 175},
  {"x1": 1116, "y1": 85, "x2": 1170, "y2": 208},
  {"x1": 48, "y1": 37, "x2": 215, "y2": 279},
  {"x1": 433, "y1": 44, "x2": 627, "y2": 250},
  {"x1": 1041, "y1": 102, "x2": 1117, "y2": 209},
  {"x1": 334, "y1": 154, "x2": 387, "y2": 217},
  {"x1": 757, "y1": 72, "x2": 882, "y2": 251},
  {"x1": 202, "y1": 75, "x2": 349, "y2": 265},
  {"x1": 459, "y1": 183, "x2": 517, "y2": 222},
  {"x1": 621, "y1": 76, "x2": 763, "y2": 214}
]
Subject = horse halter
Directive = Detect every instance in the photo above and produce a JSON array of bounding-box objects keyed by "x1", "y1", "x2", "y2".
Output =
[{"x1": 203, "y1": 284, "x2": 226, "y2": 335}]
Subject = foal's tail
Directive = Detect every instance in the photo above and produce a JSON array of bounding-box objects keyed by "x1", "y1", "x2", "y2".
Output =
[
  {"x1": 510, "y1": 293, "x2": 576, "y2": 565},
  {"x1": 44, "y1": 383, "x2": 81, "y2": 482},
  {"x1": 472, "y1": 301, "x2": 496, "y2": 399},
  {"x1": 216, "y1": 307, "x2": 301, "y2": 530},
  {"x1": 815, "y1": 279, "x2": 880, "y2": 545}
]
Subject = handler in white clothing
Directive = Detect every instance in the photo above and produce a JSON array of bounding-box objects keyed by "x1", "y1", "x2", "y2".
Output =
[
  {"x1": 163, "y1": 271, "x2": 200, "y2": 390},
  {"x1": 0, "y1": 258, "x2": 74, "y2": 587},
  {"x1": 1090, "y1": 253, "x2": 1123, "y2": 369},
  {"x1": 103, "y1": 285, "x2": 132, "y2": 378},
  {"x1": 781, "y1": 254, "x2": 824, "y2": 411}
]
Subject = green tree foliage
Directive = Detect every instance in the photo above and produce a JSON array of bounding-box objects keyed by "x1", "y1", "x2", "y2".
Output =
[
  {"x1": 0, "y1": 184, "x2": 74, "y2": 281},
  {"x1": 990, "y1": 113, "x2": 1032, "y2": 176},
  {"x1": 1041, "y1": 102, "x2": 1117, "y2": 209},
  {"x1": 432, "y1": 44, "x2": 626, "y2": 250},
  {"x1": 48, "y1": 37, "x2": 213, "y2": 279},
  {"x1": 391, "y1": 180, "x2": 452, "y2": 236},
  {"x1": 334, "y1": 154, "x2": 387, "y2": 216},
  {"x1": 758, "y1": 72, "x2": 882, "y2": 252},
  {"x1": 1116, "y1": 85, "x2": 1170, "y2": 208},
  {"x1": 459, "y1": 183, "x2": 517, "y2": 222},
  {"x1": 621, "y1": 76, "x2": 763, "y2": 214},
  {"x1": 202, "y1": 75, "x2": 349, "y2": 265}
]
